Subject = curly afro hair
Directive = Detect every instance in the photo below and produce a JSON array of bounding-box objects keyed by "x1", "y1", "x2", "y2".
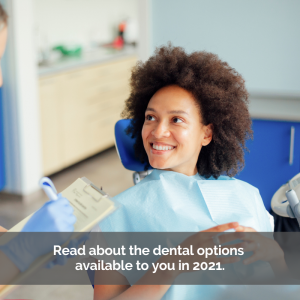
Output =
[{"x1": 122, "y1": 44, "x2": 253, "y2": 178}]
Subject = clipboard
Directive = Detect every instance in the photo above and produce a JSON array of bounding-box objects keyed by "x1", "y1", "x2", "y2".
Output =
[{"x1": 0, "y1": 177, "x2": 117, "y2": 298}]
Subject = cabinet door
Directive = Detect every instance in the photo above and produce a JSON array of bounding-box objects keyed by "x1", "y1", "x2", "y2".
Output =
[
  {"x1": 236, "y1": 120, "x2": 300, "y2": 211},
  {"x1": 39, "y1": 76, "x2": 64, "y2": 175},
  {"x1": 60, "y1": 71, "x2": 89, "y2": 166}
]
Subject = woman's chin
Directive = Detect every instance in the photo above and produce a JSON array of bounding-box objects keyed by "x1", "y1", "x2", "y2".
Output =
[{"x1": 149, "y1": 159, "x2": 170, "y2": 170}]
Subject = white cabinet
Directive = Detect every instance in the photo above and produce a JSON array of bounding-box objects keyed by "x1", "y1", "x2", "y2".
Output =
[{"x1": 39, "y1": 55, "x2": 137, "y2": 175}]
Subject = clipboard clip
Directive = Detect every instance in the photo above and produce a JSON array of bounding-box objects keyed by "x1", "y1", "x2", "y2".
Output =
[{"x1": 83, "y1": 184, "x2": 108, "y2": 202}]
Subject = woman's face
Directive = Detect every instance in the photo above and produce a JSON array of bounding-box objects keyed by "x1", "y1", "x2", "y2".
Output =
[{"x1": 142, "y1": 85, "x2": 213, "y2": 176}]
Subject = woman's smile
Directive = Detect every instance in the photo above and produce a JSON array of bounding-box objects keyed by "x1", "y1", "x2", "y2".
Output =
[{"x1": 150, "y1": 142, "x2": 176, "y2": 152}]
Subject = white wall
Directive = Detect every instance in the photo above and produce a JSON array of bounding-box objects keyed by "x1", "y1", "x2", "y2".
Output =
[
  {"x1": 33, "y1": 0, "x2": 138, "y2": 49},
  {"x1": 1, "y1": 0, "x2": 42, "y2": 196},
  {"x1": 151, "y1": 0, "x2": 300, "y2": 96},
  {"x1": 137, "y1": 0, "x2": 152, "y2": 61}
]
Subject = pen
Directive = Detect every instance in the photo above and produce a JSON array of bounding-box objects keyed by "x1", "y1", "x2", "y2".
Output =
[{"x1": 39, "y1": 177, "x2": 58, "y2": 201}]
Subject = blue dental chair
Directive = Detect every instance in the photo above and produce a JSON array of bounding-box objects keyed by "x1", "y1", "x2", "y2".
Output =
[{"x1": 114, "y1": 119, "x2": 152, "y2": 184}]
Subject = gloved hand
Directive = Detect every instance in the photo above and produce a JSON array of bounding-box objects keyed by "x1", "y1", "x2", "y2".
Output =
[
  {"x1": 0, "y1": 194, "x2": 76, "y2": 271},
  {"x1": 22, "y1": 193, "x2": 76, "y2": 232},
  {"x1": 46, "y1": 233, "x2": 90, "y2": 268}
]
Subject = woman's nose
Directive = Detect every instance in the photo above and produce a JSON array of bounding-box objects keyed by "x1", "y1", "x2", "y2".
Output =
[{"x1": 151, "y1": 121, "x2": 170, "y2": 138}]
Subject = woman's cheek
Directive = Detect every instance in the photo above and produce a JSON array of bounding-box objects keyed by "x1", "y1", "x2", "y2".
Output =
[
  {"x1": 141, "y1": 126, "x2": 150, "y2": 149},
  {"x1": 173, "y1": 127, "x2": 190, "y2": 144}
]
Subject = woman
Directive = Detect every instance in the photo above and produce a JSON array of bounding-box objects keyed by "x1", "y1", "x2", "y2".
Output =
[
  {"x1": 93, "y1": 45, "x2": 286, "y2": 299},
  {"x1": 0, "y1": 4, "x2": 76, "y2": 285}
]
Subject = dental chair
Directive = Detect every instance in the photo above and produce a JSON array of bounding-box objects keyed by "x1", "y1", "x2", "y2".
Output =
[{"x1": 115, "y1": 119, "x2": 152, "y2": 185}]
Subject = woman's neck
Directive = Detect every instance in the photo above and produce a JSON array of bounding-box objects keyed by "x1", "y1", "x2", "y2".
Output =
[{"x1": 163, "y1": 166, "x2": 198, "y2": 176}]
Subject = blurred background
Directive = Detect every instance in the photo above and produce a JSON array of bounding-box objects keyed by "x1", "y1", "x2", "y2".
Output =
[{"x1": 0, "y1": 0, "x2": 299, "y2": 298}]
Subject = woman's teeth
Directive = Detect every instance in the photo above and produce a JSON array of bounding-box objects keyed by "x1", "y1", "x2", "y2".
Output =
[{"x1": 152, "y1": 144, "x2": 175, "y2": 151}]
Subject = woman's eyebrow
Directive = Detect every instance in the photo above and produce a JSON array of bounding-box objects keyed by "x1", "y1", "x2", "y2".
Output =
[
  {"x1": 167, "y1": 110, "x2": 188, "y2": 115},
  {"x1": 146, "y1": 107, "x2": 188, "y2": 115},
  {"x1": 145, "y1": 107, "x2": 156, "y2": 112}
]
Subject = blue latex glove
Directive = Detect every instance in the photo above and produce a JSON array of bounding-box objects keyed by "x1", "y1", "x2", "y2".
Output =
[
  {"x1": 22, "y1": 193, "x2": 76, "y2": 232},
  {"x1": 46, "y1": 233, "x2": 90, "y2": 268},
  {"x1": 0, "y1": 194, "x2": 76, "y2": 271}
]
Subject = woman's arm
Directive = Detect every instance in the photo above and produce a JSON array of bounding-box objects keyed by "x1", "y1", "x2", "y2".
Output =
[
  {"x1": 94, "y1": 263, "x2": 130, "y2": 300},
  {"x1": 94, "y1": 222, "x2": 241, "y2": 300},
  {"x1": 94, "y1": 257, "x2": 175, "y2": 300}
]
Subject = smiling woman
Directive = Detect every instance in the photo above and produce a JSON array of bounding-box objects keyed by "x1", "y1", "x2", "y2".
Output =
[{"x1": 93, "y1": 45, "x2": 285, "y2": 300}]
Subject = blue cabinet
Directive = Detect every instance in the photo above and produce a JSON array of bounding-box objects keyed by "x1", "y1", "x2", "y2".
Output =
[
  {"x1": 0, "y1": 87, "x2": 5, "y2": 191},
  {"x1": 236, "y1": 119, "x2": 300, "y2": 211}
]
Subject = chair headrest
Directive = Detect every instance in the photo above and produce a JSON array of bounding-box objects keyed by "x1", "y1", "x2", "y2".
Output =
[{"x1": 115, "y1": 119, "x2": 152, "y2": 172}]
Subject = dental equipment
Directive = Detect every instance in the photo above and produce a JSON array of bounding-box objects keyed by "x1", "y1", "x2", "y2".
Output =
[{"x1": 271, "y1": 173, "x2": 300, "y2": 227}]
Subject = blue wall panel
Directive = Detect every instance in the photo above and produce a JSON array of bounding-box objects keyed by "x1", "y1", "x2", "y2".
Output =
[{"x1": 236, "y1": 120, "x2": 300, "y2": 211}]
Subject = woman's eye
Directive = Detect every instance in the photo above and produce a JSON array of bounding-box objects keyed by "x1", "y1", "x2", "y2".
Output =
[
  {"x1": 173, "y1": 117, "x2": 183, "y2": 123},
  {"x1": 146, "y1": 115, "x2": 155, "y2": 121}
]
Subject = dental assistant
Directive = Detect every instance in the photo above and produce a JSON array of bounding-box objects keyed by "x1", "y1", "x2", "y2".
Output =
[
  {"x1": 93, "y1": 45, "x2": 287, "y2": 299},
  {"x1": 0, "y1": 5, "x2": 76, "y2": 285}
]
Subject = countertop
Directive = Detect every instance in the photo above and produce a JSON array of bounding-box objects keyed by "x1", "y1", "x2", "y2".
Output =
[
  {"x1": 38, "y1": 46, "x2": 138, "y2": 77},
  {"x1": 249, "y1": 92, "x2": 300, "y2": 122}
]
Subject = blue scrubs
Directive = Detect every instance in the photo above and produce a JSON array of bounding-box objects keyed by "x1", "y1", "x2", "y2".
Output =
[{"x1": 99, "y1": 169, "x2": 273, "y2": 299}]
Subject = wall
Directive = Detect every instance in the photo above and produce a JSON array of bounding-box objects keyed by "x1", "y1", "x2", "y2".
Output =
[
  {"x1": 151, "y1": 0, "x2": 300, "y2": 95},
  {"x1": 33, "y1": 0, "x2": 138, "y2": 49},
  {"x1": 1, "y1": 0, "x2": 42, "y2": 196}
]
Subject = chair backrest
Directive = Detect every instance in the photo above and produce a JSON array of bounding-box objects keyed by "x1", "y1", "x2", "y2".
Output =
[{"x1": 114, "y1": 119, "x2": 152, "y2": 172}]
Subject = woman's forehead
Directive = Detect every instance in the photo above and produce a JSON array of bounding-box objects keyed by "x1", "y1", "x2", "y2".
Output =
[
  {"x1": 147, "y1": 85, "x2": 200, "y2": 113},
  {"x1": 152, "y1": 85, "x2": 193, "y2": 97}
]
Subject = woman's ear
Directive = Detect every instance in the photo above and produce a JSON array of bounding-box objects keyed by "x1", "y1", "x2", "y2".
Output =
[{"x1": 202, "y1": 124, "x2": 213, "y2": 146}]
